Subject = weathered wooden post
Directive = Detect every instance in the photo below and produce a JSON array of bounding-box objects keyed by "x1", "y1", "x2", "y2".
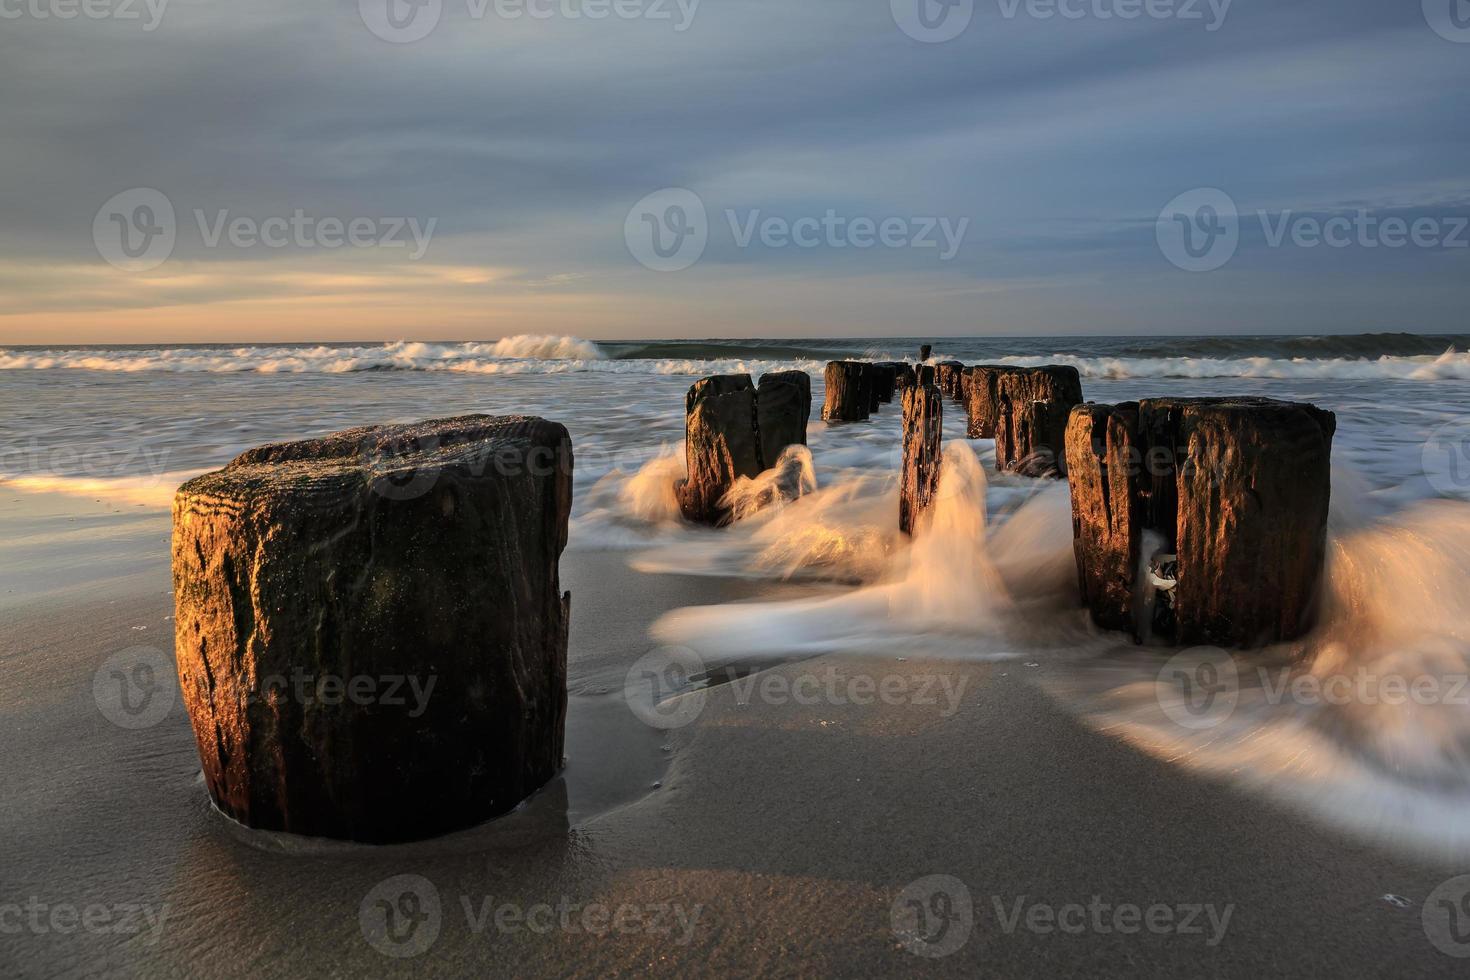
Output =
[
  {"x1": 1065, "y1": 397, "x2": 1335, "y2": 648},
  {"x1": 935, "y1": 361, "x2": 966, "y2": 403},
  {"x1": 993, "y1": 366, "x2": 1083, "y2": 476},
  {"x1": 894, "y1": 363, "x2": 917, "y2": 390},
  {"x1": 678, "y1": 374, "x2": 763, "y2": 524},
  {"x1": 900, "y1": 382, "x2": 944, "y2": 535},
  {"x1": 1065, "y1": 402, "x2": 1141, "y2": 635},
  {"x1": 863, "y1": 363, "x2": 884, "y2": 414},
  {"x1": 919, "y1": 344, "x2": 933, "y2": 362},
  {"x1": 172, "y1": 415, "x2": 572, "y2": 844},
  {"x1": 872, "y1": 363, "x2": 902, "y2": 403},
  {"x1": 962, "y1": 365, "x2": 1010, "y2": 438},
  {"x1": 757, "y1": 370, "x2": 812, "y2": 466},
  {"x1": 822, "y1": 361, "x2": 871, "y2": 423}
]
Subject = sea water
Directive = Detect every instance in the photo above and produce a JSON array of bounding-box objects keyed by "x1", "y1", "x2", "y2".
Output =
[{"x1": 4, "y1": 333, "x2": 1470, "y2": 862}]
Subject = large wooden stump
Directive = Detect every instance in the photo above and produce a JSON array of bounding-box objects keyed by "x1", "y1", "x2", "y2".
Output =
[
  {"x1": 172, "y1": 415, "x2": 572, "y2": 844},
  {"x1": 1065, "y1": 397, "x2": 1335, "y2": 648},
  {"x1": 677, "y1": 373, "x2": 762, "y2": 524},
  {"x1": 822, "y1": 361, "x2": 871, "y2": 423},
  {"x1": 935, "y1": 361, "x2": 966, "y2": 403},
  {"x1": 863, "y1": 364, "x2": 884, "y2": 414},
  {"x1": 685, "y1": 372, "x2": 754, "y2": 414},
  {"x1": 993, "y1": 366, "x2": 1083, "y2": 477},
  {"x1": 893, "y1": 363, "x2": 917, "y2": 390},
  {"x1": 757, "y1": 370, "x2": 812, "y2": 466},
  {"x1": 919, "y1": 344, "x2": 932, "y2": 362},
  {"x1": 962, "y1": 365, "x2": 1011, "y2": 438},
  {"x1": 871, "y1": 363, "x2": 902, "y2": 403},
  {"x1": 900, "y1": 383, "x2": 944, "y2": 535},
  {"x1": 997, "y1": 398, "x2": 1075, "y2": 478},
  {"x1": 1065, "y1": 403, "x2": 1141, "y2": 634}
]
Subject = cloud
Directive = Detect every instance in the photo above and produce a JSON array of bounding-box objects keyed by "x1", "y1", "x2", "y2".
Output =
[{"x1": 0, "y1": 0, "x2": 1465, "y2": 339}]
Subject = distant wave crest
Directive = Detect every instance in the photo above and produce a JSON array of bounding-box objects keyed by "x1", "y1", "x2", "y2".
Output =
[
  {"x1": 990, "y1": 347, "x2": 1470, "y2": 382},
  {"x1": 485, "y1": 334, "x2": 604, "y2": 360},
  {"x1": 2, "y1": 337, "x2": 1469, "y2": 380}
]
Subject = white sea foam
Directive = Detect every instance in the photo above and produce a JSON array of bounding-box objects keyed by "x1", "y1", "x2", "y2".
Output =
[
  {"x1": 987, "y1": 347, "x2": 1470, "y2": 381},
  {"x1": 0, "y1": 336, "x2": 825, "y2": 379},
  {"x1": 0, "y1": 470, "x2": 199, "y2": 508},
  {"x1": 648, "y1": 442, "x2": 1076, "y2": 659},
  {"x1": 611, "y1": 418, "x2": 1470, "y2": 858},
  {"x1": 4, "y1": 338, "x2": 1469, "y2": 380}
]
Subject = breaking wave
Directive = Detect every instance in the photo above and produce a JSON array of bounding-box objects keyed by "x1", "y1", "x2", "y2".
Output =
[
  {"x1": 4, "y1": 337, "x2": 1470, "y2": 380},
  {"x1": 987, "y1": 348, "x2": 1470, "y2": 382},
  {"x1": 0, "y1": 336, "x2": 610, "y2": 374},
  {"x1": 485, "y1": 334, "x2": 605, "y2": 360}
]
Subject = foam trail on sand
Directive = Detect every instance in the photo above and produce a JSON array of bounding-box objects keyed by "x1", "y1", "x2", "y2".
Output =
[
  {"x1": 646, "y1": 439, "x2": 1470, "y2": 857},
  {"x1": 651, "y1": 443, "x2": 1079, "y2": 659},
  {"x1": 0, "y1": 471, "x2": 199, "y2": 508},
  {"x1": 1045, "y1": 492, "x2": 1470, "y2": 859}
]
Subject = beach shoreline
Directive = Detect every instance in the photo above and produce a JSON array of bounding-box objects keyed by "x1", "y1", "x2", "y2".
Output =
[{"x1": 3, "y1": 536, "x2": 1467, "y2": 976}]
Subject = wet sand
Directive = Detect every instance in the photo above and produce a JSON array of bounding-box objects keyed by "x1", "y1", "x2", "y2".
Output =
[{"x1": 2, "y1": 540, "x2": 1466, "y2": 978}]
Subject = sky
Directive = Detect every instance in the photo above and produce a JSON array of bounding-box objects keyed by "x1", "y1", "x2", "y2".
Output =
[{"x1": 0, "y1": 0, "x2": 1466, "y2": 344}]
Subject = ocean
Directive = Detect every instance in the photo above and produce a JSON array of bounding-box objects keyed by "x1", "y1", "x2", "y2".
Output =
[
  {"x1": 4, "y1": 332, "x2": 1470, "y2": 518},
  {"x1": 4, "y1": 334, "x2": 1470, "y2": 975}
]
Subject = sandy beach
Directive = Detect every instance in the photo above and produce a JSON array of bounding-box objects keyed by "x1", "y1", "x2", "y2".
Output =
[{"x1": 3, "y1": 533, "x2": 1467, "y2": 977}]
